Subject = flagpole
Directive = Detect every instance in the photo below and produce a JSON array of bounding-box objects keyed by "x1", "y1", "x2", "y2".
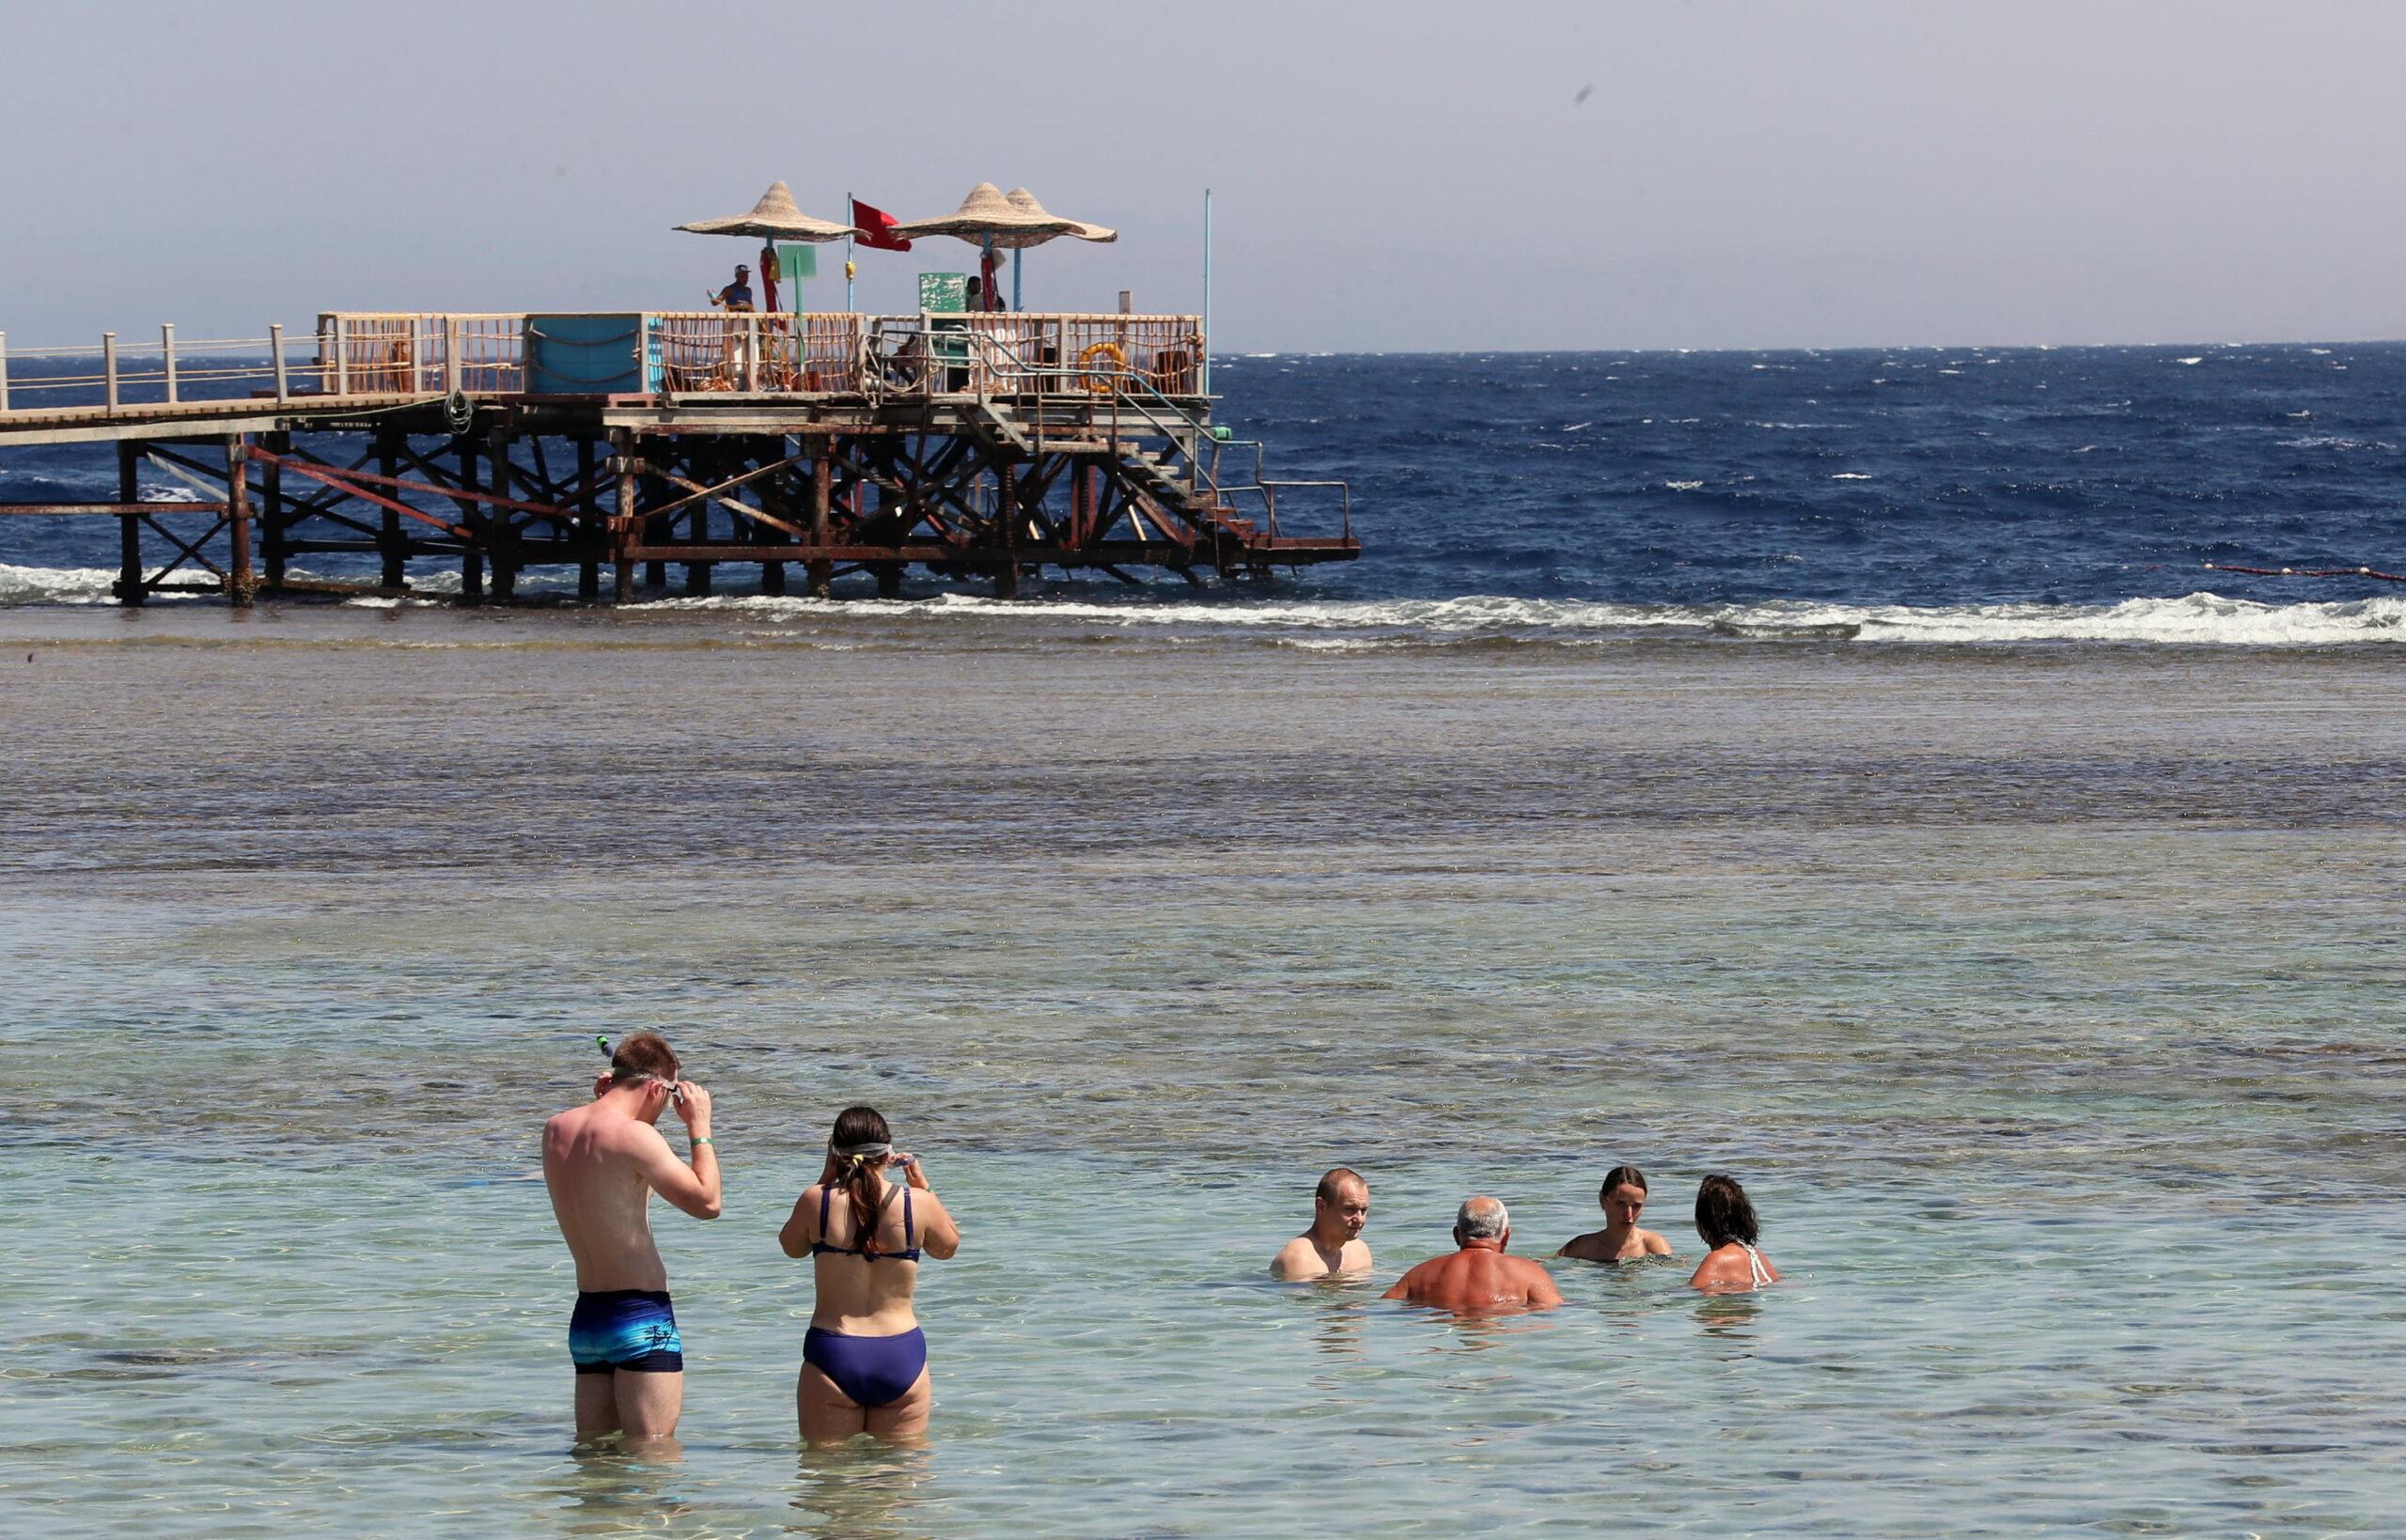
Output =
[
  {"x1": 1201, "y1": 187, "x2": 1212, "y2": 396},
  {"x1": 845, "y1": 189, "x2": 855, "y2": 314}
]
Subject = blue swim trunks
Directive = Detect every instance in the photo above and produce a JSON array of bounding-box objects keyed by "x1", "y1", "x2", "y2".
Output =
[{"x1": 569, "y1": 1289, "x2": 684, "y2": 1374}]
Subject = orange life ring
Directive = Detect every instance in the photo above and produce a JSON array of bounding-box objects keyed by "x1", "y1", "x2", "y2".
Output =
[{"x1": 1079, "y1": 341, "x2": 1126, "y2": 394}]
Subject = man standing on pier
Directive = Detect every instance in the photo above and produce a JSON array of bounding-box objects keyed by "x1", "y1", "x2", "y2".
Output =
[
  {"x1": 542, "y1": 1032, "x2": 721, "y2": 1444},
  {"x1": 1383, "y1": 1197, "x2": 1561, "y2": 1313},
  {"x1": 710, "y1": 264, "x2": 756, "y2": 312}
]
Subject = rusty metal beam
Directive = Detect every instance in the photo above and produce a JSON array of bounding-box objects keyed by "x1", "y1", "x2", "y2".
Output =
[
  {"x1": 252, "y1": 446, "x2": 571, "y2": 520},
  {"x1": 638, "y1": 452, "x2": 812, "y2": 527},
  {"x1": 260, "y1": 456, "x2": 477, "y2": 543}
]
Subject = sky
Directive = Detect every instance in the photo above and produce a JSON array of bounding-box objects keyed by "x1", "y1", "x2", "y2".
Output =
[{"x1": 5, "y1": 0, "x2": 2406, "y2": 350}]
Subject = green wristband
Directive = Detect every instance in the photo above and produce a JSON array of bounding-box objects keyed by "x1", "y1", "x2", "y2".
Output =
[{"x1": 692, "y1": 1136, "x2": 714, "y2": 1147}]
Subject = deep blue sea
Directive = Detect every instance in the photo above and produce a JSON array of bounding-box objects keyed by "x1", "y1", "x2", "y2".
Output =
[{"x1": 6, "y1": 343, "x2": 2403, "y2": 641}]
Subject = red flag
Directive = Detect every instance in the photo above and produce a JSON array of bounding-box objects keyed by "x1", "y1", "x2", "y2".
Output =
[{"x1": 851, "y1": 198, "x2": 913, "y2": 252}]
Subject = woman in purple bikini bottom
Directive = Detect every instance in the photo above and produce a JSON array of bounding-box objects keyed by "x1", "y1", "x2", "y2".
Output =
[{"x1": 778, "y1": 1105, "x2": 961, "y2": 1443}]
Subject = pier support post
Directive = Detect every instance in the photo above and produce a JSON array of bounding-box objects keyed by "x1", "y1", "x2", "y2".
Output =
[
  {"x1": 994, "y1": 465, "x2": 1020, "y2": 599},
  {"x1": 378, "y1": 429, "x2": 406, "y2": 590},
  {"x1": 260, "y1": 432, "x2": 288, "y2": 593},
  {"x1": 633, "y1": 434, "x2": 666, "y2": 591},
  {"x1": 459, "y1": 441, "x2": 485, "y2": 603},
  {"x1": 759, "y1": 501, "x2": 786, "y2": 597},
  {"x1": 612, "y1": 433, "x2": 636, "y2": 602},
  {"x1": 808, "y1": 452, "x2": 833, "y2": 599},
  {"x1": 576, "y1": 436, "x2": 600, "y2": 601},
  {"x1": 226, "y1": 437, "x2": 256, "y2": 607},
  {"x1": 114, "y1": 441, "x2": 143, "y2": 607},
  {"x1": 874, "y1": 481, "x2": 902, "y2": 597},
  {"x1": 487, "y1": 425, "x2": 518, "y2": 602},
  {"x1": 683, "y1": 449, "x2": 712, "y2": 595}
]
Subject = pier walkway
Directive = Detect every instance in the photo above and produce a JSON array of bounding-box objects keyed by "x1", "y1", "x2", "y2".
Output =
[{"x1": 0, "y1": 311, "x2": 1355, "y2": 604}]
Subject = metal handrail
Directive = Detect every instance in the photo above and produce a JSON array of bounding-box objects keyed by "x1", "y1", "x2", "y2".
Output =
[
  {"x1": 0, "y1": 330, "x2": 310, "y2": 415},
  {"x1": 924, "y1": 323, "x2": 1351, "y2": 545},
  {"x1": 1259, "y1": 480, "x2": 1353, "y2": 543},
  {"x1": 945, "y1": 325, "x2": 1221, "y2": 500}
]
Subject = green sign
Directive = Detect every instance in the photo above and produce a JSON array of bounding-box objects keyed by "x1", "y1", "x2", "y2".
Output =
[
  {"x1": 776, "y1": 242, "x2": 819, "y2": 281},
  {"x1": 918, "y1": 272, "x2": 968, "y2": 313}
]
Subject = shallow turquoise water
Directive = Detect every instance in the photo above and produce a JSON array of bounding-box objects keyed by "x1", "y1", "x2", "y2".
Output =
[{"x1": 1, "y1": 607, "x2": 2401, "y2": 1534}]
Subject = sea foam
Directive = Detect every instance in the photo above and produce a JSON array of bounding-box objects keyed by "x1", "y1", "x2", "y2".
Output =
[{"x1": 636, "y1": 589, "x2": 2406, "y2": 647}]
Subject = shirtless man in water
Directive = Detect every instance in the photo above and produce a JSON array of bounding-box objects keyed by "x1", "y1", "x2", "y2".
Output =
[
  {"x1": 1383, "y1": 1197, "x2": 1562, "y2": 1312},
  {"x1": 1270, "y1": 1168, "x2": 1372, "y2": 1280},
  {"x1": 542, "y1": 1033, "x2": 722, "y2": 1443}
]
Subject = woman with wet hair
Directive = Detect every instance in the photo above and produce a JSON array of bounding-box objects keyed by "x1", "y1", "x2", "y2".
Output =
[
  {"x1": 1558, "y1": 1163, "x2": 1677, "y2": 1263},
  {"x1": 777, "y1": 1105, "x2": 961, "y2": 1442},
  {"x1": 1686, "y1": 1173, "x2": 1781, "y2": 1293}
]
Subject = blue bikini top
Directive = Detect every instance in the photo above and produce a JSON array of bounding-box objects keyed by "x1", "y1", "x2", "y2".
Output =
[{"x1": 811, "y1": 1181, "x2": 920, "y2": 1262}]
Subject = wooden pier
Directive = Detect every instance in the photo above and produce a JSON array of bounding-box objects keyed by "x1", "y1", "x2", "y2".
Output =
[{"x1": 0, "y1": 311, "x2": 1356, "y2": 605}]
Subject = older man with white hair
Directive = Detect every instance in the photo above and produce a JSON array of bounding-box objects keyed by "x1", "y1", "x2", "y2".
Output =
[{"x1": 1383, "y1": 1195, "x2": 1562, "y2": 1313}]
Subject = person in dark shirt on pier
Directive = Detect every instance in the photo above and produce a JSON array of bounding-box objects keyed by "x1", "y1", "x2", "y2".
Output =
[
  {"x1": 711, "y1": 264, "x2": 756, "y2": 312},
  {"x1": 1383, "y1": 1196, "x2": 1561, "y2": 1313}
]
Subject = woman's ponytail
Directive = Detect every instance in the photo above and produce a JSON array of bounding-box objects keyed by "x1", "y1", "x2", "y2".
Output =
[{"x1": 826, "y1": 1105, "x2": 894, "y2": 1257}]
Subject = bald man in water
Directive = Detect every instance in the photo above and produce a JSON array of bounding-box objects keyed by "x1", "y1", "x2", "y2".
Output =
[
  {"x1": 1383, "y1": 1196, "x2": 1562, "y2": 1312},
  {"x1": 1270, "y1": 1168, "x2": 1373, "y2": 1280}
]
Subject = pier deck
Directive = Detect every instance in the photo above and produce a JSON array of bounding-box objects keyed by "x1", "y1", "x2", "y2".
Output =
[{"x1": 0, "y1": 311, "x2": 1356, "y2": 604}]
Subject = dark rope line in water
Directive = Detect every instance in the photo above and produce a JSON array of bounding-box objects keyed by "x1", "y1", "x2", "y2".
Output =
[{"x1": 2203, "y1": 562, "x2": 2406, "y2": 584}]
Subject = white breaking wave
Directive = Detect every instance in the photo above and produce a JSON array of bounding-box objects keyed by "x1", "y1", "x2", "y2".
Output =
[
  {"x1": 2277, "y1": 436, "x2": 2396, "y2": 452},
  {"x1": 0, "y1": 563, "x2": 133, "y2": 604},
  {"x1": 642, "y1": 590, "x2": 2406, "y2": 646},
  {"x1": 6, "y1": 565, "x2": 2400, "y2": 646}
]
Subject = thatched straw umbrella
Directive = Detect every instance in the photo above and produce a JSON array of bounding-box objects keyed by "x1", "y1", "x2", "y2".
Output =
[
  {"x1": 889, "y1": 183, "x2": 1086, "y2": 311},
  {"x1": 673, "y1": 181, "x2": 860, "y2": 311},
  {"x1": 997, "y1": 188, "x2": 1117, "y2": 311}
]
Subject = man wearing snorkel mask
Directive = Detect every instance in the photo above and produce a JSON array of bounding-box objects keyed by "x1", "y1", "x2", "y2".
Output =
[{"x1": 542, "y1": 1032, "x2": 722, "y2": 1444}]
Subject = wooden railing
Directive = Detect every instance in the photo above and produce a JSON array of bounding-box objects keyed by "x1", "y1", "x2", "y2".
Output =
[
  {"x1": 0, "y1": 311, "x2": 1210, "y2": 418},
  {"x1": 316, "y1": 313, "x2": 525, "y2": 394},
  {"x1": 956, "y1": 314, "x2": 1204, "y2": 397},
  {"x1": 0, "y1": 326, "x2": 304, "y2": 415},
  {"x1": 350, "y1": 310, "x2": 1207, "y2": 399},
  {"x1": 648, "y1": 312, "x2": 869, "y2": 393}
]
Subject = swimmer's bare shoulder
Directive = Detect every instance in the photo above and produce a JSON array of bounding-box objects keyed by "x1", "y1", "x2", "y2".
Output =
[
  {"x1": 1687, "y1": 1243, "x2": 1780, "y2": 1293},
  {"x1": 1269, "y1": 1237, "x2": 1320, "y2": 1280},
  {"x1": 1270, "y1": 1236, "x2": 1372, "y2": 1280},
  {"x1": 1557, "y1": 1228, "x2": 1677, "y2": 1262}
]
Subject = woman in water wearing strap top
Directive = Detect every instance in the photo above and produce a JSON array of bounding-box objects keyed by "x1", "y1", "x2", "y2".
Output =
[
  {"x1": 778, "y1": 1106, "x2": 961, "y2": 1443},
  {"x1": 1687, "y1": 1173, "x2": 1781, "y2": 1293}
]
